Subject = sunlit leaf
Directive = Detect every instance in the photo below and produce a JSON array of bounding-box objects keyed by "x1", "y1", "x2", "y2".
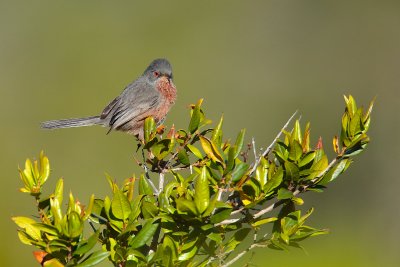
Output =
[
  {"x1": 111, "y1": 188, "x2": 132, "y2": 221},
  {"x1": 186, "y1": 144, "x2": 203, "y2": 159},
  {"x1": 234, "y1": 129, "x2": 246, "y2": 158},
  {"x1": 129, "y1": 219, "x2": 160, "y2": 249},
  {"x1": 277, "y1": 188, "x2": 293, "y2": 200},
  {"x1": 211, "y1": 115, "x2": 224, "y2": 147},
  {"x1": 188, "y1": 99, "x2": 203, "y2": 133},
  {"x1": 75, "y1": 251, "x2": 110, "y2": 267},
  {"x1": 144, "y1": 116, "x2": 156, "y2": 143},
  {"x1": 12, "y1": 217, "x2": 41, "y2": 241},
  {"x1": 251, "y1": 217, "x2": 278, "y2": 227},
  {"x1": 199, "y1": 136, "x2": 224, "y2": 164}
]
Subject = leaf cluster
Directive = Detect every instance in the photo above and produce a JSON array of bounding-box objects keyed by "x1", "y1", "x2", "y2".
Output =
[{"x1": 13, "y1": 96, "x2": 374, "y2": 267}]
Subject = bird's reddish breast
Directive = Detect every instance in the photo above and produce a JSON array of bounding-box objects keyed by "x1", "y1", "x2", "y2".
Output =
[{"x1": 155, "y1": 77, "x2": 177, "y2": 120}]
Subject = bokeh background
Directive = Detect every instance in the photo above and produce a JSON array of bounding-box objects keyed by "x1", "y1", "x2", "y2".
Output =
[{"x1": 1, "y1": 0, "x2": 399, "y2": 266}]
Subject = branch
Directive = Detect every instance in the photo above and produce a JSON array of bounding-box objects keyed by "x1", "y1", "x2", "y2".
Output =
[
  {"x1": 158, "y1": 172, "x2": 165, "y2": 195},
  {"x1": 221, "y1": 242, "x2": 268, "y2": 267},
  {"x1": 251, "y1": 137, "x2": 257, "y2": 162},
  {"x1": 249, "y1": 110, "x2": 298, "y2": 175}
]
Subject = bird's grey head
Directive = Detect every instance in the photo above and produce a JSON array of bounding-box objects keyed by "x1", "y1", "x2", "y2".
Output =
[{"x1": 143, "y1": 58, "x2": 173, "y2": 83}]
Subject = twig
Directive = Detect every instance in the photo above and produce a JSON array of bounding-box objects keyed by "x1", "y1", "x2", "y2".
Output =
[
  {"x1": 158, "y1": 172, "x2": 165, "y2": 195},
  {"x1": 215, "y1": 218, "x2": 240, "y2": 226},
  {"x1": 249, "y1": 110, "x2": 298, "y2": 175},
  {"x1": 251, "y1": 137, "x2": 257, "y2": 161},
  {"x1": 221, "y1": 243, "x2": 268, "y2": 267}
]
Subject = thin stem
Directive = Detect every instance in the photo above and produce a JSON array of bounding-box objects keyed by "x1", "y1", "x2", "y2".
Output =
[
  {"x1": 249, "y1": 110, "x2": 298, "y2": 175},
  {"x1": 221, "y1": 243, "x2": 268, "y2": 267},
  {"x1": 251, "y1": 137, "x2": 257, "y2": 162},
  {"x1": 158, "y1": 172, "x2": 165, "y2": 195}
]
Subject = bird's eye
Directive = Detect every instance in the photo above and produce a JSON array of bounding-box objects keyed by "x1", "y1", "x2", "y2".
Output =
[{"x1": 153, "y1": 71, "x2": 160, "y2": 77}]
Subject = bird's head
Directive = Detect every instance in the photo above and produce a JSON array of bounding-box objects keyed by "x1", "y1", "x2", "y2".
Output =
[{"x1": 144, "y1": 58, "x2": 173, "y2": 83}]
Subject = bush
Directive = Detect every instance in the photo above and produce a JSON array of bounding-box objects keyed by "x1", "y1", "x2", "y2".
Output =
[{"x1": 13, "y1": 95, "x2": 374, "y2": 267}]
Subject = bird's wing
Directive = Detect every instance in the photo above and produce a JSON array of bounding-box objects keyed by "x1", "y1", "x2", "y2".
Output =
[
  {"x1": 107, "y1": 79, "x2": 160, "y2": 129},
  {"x1": 101, "y1": 96, "x2": 120, "y2": 119}
]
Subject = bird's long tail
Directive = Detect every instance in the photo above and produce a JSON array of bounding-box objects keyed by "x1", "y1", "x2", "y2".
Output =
[{"x1": 41, "y1": 116, "x2": 102, "y2": 129}]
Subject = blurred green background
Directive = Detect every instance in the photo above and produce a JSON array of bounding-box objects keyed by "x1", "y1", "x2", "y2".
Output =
[{"x1": 1, "y1": 0, "x2": 399, "y2": 266}]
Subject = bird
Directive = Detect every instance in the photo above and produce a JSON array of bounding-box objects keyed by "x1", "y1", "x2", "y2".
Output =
[{"x1": 41, "y1": 58, "x2": 177, "y2": 141}]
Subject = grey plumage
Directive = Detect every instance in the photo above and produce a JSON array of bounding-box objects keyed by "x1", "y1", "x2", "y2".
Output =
[
  {"x1": 41, "y1": 58, "x2": 176, "y2": 138},
  {"x1": 41, "y1": 116, "x2": 102, "y2": 129}
]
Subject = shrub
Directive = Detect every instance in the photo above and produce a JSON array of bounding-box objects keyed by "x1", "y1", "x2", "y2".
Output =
[{"x1": 13, "y1": 95, "x2": 374, "y2": 266}]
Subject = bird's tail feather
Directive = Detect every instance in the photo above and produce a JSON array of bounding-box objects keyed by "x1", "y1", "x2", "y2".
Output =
[{"x1": 41, "y1": 116, "x2": 102, "y2": 129}]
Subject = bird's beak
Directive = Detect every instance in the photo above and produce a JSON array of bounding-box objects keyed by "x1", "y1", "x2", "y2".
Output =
[{"x1": 162, "y1": 74, "x2": 172, "y2": 83}]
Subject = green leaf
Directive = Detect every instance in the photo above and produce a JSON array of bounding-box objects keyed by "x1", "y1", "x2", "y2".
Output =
[
  {"x1": 298, "y1": 151, "x2": 316, "y2": 168},
  {"x1": 211, "y1": 115, "x2": 224, "y2": 147},
  {"x1": 349, "y1": 108, "x2": 363, "y2": 138},
  {"x1": 50, "y1": 198, "x2": 62, "y2": 228},
  {"x1": 73, "y1": 231, "x2": 99, "y2": 256},
  {"x1": 152, "y1": 139, "x2": 174, "y2": 160},
  {"x1": 277, "y1": 188, "x2": 293, "y2": 200},
  {"x1": 178, "y1": 245, "x2": 198, "y2": 261},
  {"x1": 288, "y1": 140, "x2": 303, "y2": 162},
  {"x1": 75, "y1": 251, "x2": 110, "y2": 267},
  {"x1": 318, "y1": 158, "x2": 351, "y2": 185},
  {"x1": 144, "y1": 116, "x2": 156, "y2": 143},
  {"x1": 255, "y1": 157, "x2": 268, "y2": 187},
  {"x1": 291, "y1": 120, "x2": 302, "y2": 143},
  {"x1": 12, "y1": 217, "x2": 41, "y2": 241},
  {"x1": 226, "y1": 228, "x2": 251, "y2": 253},
  {"x1": 210, "y1": 207, "x2": 233, "y2": 224},
  {"x1": 251, "y1": 217, "x2": 278, "y2": 227},
  {"x1": 176, "y1": 198, "x2": 198, "y2": 216},
  {"x1": 231, "y1": 162, "x2": 249, "y2": 182},
  {"x1": 207, "y1": 232, "x2": 223, "y2": 243},
  {"x1": 54, "y1": 179, "x2": 64, "y2": 206},
  {"x1": 186, "y1": 144, "x2": 203, "y2": 159},
  {"x1": 264, "y1": 166, "x2": 283, "y2": 194},
  {"x1": 38, "y1": 151, "x2": 50, "y2": 186},
  {"x1": 141, "y1": 200, "x2": 159, "y2": 219},
  {"x1": 199, "y1": 136, "x2": 224, "y2": 164},
  {"x1": 224, "y1": 145, "x2": 237, "y2": 175},
  {"x1": 129, "y1": 219, "x2": 160, "y2": 249},
  {"x1": 65, "y1": 211, "x2": 84, "y2": 238},
  {"x1": 177, "y1": 149, "x2": 190, "y2": 165},
  {"x1": 32, "y1": 223, "x2": 59, "y2": 236},
  {"x1": 139, "y1": 175, "x2": 153, "y2": 196},
  {"x1": 234, "y1": 129, "x2": 246, "y2": 158},
  {"x1": 111, "y1": 188, "x2": 132, "y2": 220},
  {"x1": 302, "y1": 122, "x2": 310, "y2": 152},
  {"x1": 284, "y1": 161, "x2": 300, "y2": 181},
  {"x1": 129, "y1": 195, "x2": 145, "y2": 221},
  {"x1": 43, "y1": 258, "x2": 65, "y2": 267},
  {"x1": 306, "y1": 154, "x2": 328, "y2": 181},
  {"x1": 274, "y1": 141, "x2": 289, "y2": 162},
  {"x1": 162, "y1": 235, "x2": 177, "y2": 261},
  {"x1": 82, "y1": 194, "x2": 95, "y2": 221},
  {"x1": 188, "y1": 99, "x2": 203, "y2": 133},
  {"x1": 194, "y1": 167, "x2": 210, "y2": 215},
  {"x1": 292, "y1": 197, "x2": 304, "y2": 205}
]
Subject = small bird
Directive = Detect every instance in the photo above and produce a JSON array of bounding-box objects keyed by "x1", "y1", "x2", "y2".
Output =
[{"x1": 41, "y1": 58, "x2": 177, "y2": 140}]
